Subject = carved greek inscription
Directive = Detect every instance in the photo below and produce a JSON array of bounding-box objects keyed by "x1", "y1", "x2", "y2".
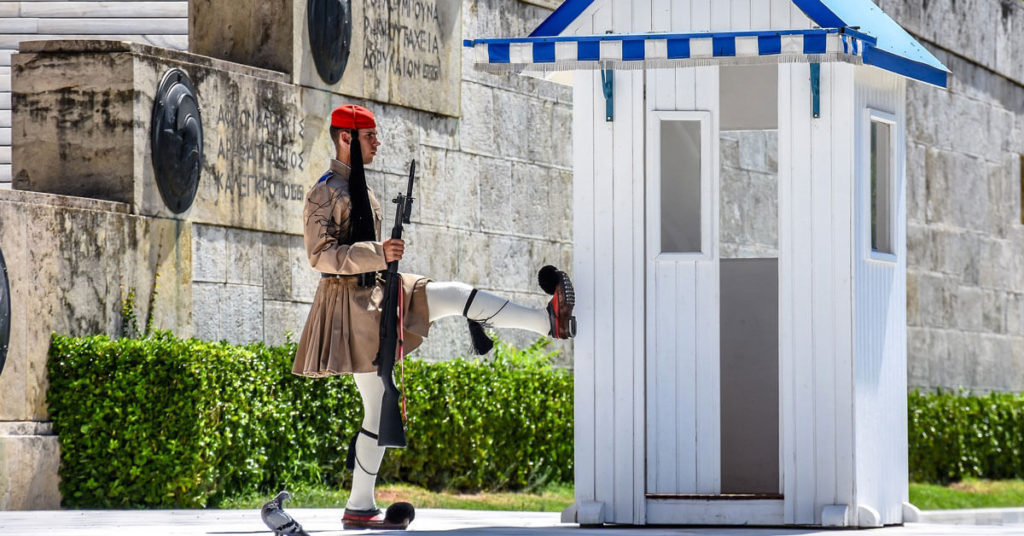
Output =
[
  {"x1": 208, "y1": 172, "x2": 306, "y2": 201},
  {"x1": 210, "y1": 103, "x2": 307, "y2": 204},
  {"x1": 362, "y1": 0, "x2": 444, "y2": 82}
]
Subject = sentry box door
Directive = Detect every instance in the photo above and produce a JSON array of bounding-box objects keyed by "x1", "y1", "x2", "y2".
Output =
[
  {"x1": 644, "y1": 109, "x2": 721, "y2": 497},
  {"x1": 645, "y1": 67, "x2": 781, "y2": 507}
]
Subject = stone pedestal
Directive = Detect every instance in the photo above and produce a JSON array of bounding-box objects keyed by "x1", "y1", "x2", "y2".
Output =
[
  {"x1": 12, "y1": 40, "x2": 331, "y2": 235},
  {"x1": 0, "y1": 423, "x2": 60, "y2": 510},
  {"x1": 189, "y1": 0, "x2": 462, "y2": 117},
  {"x1": 0, "y1": 188, "x2": 193, "y2": 509}
]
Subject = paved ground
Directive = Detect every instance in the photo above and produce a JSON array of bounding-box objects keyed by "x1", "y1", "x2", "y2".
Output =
[{"x1": 2, "y1": 509, "x2": 1024, "y2": 536}]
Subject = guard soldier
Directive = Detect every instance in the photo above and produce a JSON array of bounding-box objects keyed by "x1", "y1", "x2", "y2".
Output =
[{"x1": 293, "y1": 104, "x2": 576, "y2": 530}]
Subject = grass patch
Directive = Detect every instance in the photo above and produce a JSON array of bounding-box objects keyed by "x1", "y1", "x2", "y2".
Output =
[
  {"x1": 910, "y1": 479, "x2": 1024, "y2": 510},
  {"x1": 217, "y1": 482, "x2": 575, "y2": 512}
]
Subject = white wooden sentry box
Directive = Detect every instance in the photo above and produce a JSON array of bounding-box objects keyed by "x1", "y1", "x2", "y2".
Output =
[{"x1": 466, "y1": 0, "x2": 949, "y2": 529}]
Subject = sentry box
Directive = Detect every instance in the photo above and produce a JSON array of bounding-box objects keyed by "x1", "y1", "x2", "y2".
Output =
[{"x1": 465, "y1": 0, "x2": 949, "y2": 528}]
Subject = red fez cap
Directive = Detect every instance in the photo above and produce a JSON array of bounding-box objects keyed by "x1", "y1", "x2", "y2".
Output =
[{"x1": 331, "y1": 104, "x2": 376, "y2": 129}]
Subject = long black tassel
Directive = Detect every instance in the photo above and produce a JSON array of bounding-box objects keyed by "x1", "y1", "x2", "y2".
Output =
[
  {"x1": 347, "y1": 130, "x2": 376, "y2": 243},
  {"x1": 467, "y1": 320, "x2": 493, "y2": 355},
  {"x1": 463, "y1": 289, "x2": 494, "y2": 355}
]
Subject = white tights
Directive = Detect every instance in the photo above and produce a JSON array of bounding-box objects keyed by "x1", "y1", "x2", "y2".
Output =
[
  {"x1": 345, "y1": 281, "x2": 549, "y2": 511},
  {"x1": 424, "y1": 281, "x2": 550, "y2": 334}
]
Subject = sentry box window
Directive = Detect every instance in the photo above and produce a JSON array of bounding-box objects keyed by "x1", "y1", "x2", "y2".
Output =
[
  {"x1": 660, "y1": 120, "x2": 703, "y2": 254},
  {"x1": 870, "y1": 117, "x2": 895, "y2": 256}
]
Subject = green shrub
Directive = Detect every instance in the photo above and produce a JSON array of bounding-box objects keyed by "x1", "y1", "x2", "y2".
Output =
[
  {"x1": 908, "y1": 389, "x2": 1024, "y2": 484},
  {"x1": 47, "y1": 332, "x2": 572, "y2": 508}
]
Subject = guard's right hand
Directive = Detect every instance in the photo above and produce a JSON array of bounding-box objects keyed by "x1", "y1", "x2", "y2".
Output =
[{"x1": 383, "y1": 238, "x2": 405, "y2": 263}]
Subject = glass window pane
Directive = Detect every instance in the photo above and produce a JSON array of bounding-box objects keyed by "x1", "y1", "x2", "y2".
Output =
[
  {"x1": 870, "y1": 120, "x2": 893, "y2": 254},
  {"x1": 661, "y1": 120, "x2": 702, "y2": 253}
]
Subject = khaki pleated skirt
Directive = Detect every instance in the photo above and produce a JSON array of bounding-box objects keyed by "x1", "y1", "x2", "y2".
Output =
[{"x1": 293, "y1": 273, "x2": 431, "y2": 377}]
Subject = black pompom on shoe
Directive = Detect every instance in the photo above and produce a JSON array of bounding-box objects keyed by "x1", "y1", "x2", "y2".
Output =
[
  {"x1": 385, "y1": 502, "x2": 416, "y2": 527},
  {"x1": 538, "y1": 265, "x2": 560, "y2": 295}
]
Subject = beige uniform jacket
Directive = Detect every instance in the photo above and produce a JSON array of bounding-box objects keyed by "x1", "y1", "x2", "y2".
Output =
[{"x1": 293, "y1": 159, "x2": 430, "y2": 377}]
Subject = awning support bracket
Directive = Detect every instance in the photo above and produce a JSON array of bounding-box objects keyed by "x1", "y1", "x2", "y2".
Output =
[
  {"x1": 810, "y1": 62, "x2": 821, "y2": 119},
  {"x1": 601, "y1": 69, "x2": 614, "y2": 122}
]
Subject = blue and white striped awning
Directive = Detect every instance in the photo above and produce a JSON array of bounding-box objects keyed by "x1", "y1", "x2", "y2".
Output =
[{"x1": 464, "y1": 27, "x2": 874, "y2": 73}]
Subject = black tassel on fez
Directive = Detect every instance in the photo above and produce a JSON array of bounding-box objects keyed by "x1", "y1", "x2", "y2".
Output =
[{"x1": 347, "y1": 130, "x2": 377, "y2": 243}]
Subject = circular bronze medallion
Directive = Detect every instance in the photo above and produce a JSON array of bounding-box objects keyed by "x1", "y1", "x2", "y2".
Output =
[
  {"x1": 0, "y1": 247, "x2": 9, "y2": 378},
  {"x1": 308, "y1": 0, "x2": 353, "y2": 85},
  {"x1": 151, "y1": 68, "x2": 203, "y2": 214}
]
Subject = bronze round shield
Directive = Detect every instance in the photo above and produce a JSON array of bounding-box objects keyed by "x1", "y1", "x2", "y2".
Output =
[
  {"x1": 0, "y1": 247, "x2": 9, "y2": 378},
  {"x1": 308, "y1": 0, "x2": 353, "y2": 85},
  {"x1": 151, "y1": 68, "x2": 203, "y2": 214}
]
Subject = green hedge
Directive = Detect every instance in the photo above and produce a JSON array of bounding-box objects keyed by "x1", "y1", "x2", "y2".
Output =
[
  {"x1": 47, "y1": 332, "x2": 572, "y2": 508},
  {"x1": 909, "y1": 389, "x2": 1024, "y2": 484}
]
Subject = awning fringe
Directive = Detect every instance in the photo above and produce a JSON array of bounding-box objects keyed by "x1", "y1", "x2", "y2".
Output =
[{"x1": 475, "y1": 53, "x2": 863, "y2": 74}]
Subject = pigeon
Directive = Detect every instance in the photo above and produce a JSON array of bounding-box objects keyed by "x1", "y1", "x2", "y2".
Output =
[{"x1": 261, "y1": 491, "x2": 310, "y2": 536}]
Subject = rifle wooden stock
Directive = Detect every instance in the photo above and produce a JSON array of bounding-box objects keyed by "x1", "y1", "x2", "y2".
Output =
[{"x1": 374, "y1": 160, "x2": 416, "y2": 448}]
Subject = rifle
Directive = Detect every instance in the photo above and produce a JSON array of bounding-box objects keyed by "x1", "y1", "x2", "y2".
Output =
[{"x1": 374, "y1": 159, "x2": 416, "y2": 448}]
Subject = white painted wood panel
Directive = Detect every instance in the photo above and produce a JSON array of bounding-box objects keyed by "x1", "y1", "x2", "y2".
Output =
[
  {"x1": 645, "y1": 110, "x2": 702, "y2": 497},
  {"x1": 780, "y1": 61, "x2": 818, "y2": 525},
  {"x1": 572, "y1": 65, "x2": 598, "y2": 519},
  {"x1": 690, "y1": 0, "x2": 711, "y2": 32},
  {"x1": 776, "y1": 63, "x2": 793, "y2": 516},
  {"x1": 730, "y1": 0, "x2": 751, "y2": 30},
  {"x1": 672, "y1": 262, "x2": 696, "y2": 490},
  {"x1": 610, "y1": 0, "x2": 636, "y2": 524},
  {"x1": 790, "y1": 2, "x2": 811, "y2": 28},
  {"x1": 647, "y1": 498, "x2": 784, "y2": 524},
  {"x1": 831, "y1": 62, "x2": 857, "y2": 519},
  {"x1": 652, "y1": 0, "x2": 669, "y2": 32},
  {"x1": 810, "y1": 62, "x2": 837, "y2": 511},
  {"x1": 589, "y1": 3, "x2": 616, "y2": 521},
  {"x1": 693, "y1": 66, "x2": 719, "y2": 495},
  {"x1": 572, "y1": 67, "x2": 597, "y2": 513},
  {"x1": 852, "y1": 66, "x2": 907, "y2": 526},
  {"x1": 769, "y1": 0, "x2": 790, "y2": 28},
  {"x1": 709, "y1": 0, "x2": 729, "y2": 31},
  {"x1": 567, "y1": 0, "x2": 596, "y2": 519},
  {"x1": 751, "y1": 0, "x2": 771, "y2": 28},
  {"x1": 670, "y1": 0, "x2": 690, "y2": 33},
  {"x1": 0, "y1": 146, "x2": 10, "y2": 164},
  {"x1": 645, "y1": 102, "x2": 717, "y2": 502},
  {"x1": 630, "y1": 0, "x2": 651, "y2": 524}
]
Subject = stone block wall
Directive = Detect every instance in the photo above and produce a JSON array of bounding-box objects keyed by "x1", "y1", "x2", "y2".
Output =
[
  {"x1": 877, "y1": 0, "x2": 1024, "y2": 393},
  {"x1": 720, "y1": 131, "x2": 779, "y2": 259}
]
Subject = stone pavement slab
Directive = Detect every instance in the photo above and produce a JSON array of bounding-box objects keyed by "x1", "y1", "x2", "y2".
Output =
[{"x1": 1, "y1": 509, "x2": 1024, "y2": 536}]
